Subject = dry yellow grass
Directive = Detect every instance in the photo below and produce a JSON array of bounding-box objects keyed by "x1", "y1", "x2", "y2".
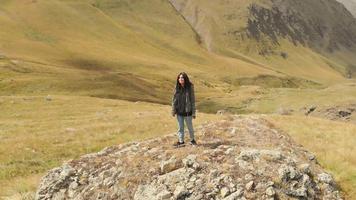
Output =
[
  {"x1": 242, "y1": 81, "x2": 356, "y2": 114},
  {"x1": 0, "y1": 95, "x2": 221, "y2": 198}
]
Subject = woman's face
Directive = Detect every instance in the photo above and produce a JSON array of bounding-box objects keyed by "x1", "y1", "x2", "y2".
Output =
[{"x1": 178, "y1": 74, "x2": 185, "y2": 85}]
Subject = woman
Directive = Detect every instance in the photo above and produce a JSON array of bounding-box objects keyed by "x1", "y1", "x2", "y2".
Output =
[{"x1": 172, "y1": 72, "x2": 197, "y2": 147}]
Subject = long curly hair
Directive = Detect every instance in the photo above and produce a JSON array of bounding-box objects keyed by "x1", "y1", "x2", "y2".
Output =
[{"x1": 175, "y1": 72, "x2": 193, "y2": 91}]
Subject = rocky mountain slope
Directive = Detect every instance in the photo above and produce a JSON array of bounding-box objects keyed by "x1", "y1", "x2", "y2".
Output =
[
  {"x1": 169, "y1": 0, "x2": 356, "y2": 78},
  {"x1": 36, "y1": 116, "x2": 342, "y2": 199}
]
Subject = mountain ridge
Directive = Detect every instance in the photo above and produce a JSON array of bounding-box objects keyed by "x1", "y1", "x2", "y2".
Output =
[{"x1": 1, "y1": 0, "x2": 355, "y2": 103}]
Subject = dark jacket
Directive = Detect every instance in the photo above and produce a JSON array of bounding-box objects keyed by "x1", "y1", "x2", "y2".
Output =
[{"x1": 172, "y1": 84, "x2": 196, "y2": 116}]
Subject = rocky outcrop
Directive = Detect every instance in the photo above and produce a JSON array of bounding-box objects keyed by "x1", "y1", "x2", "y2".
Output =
[
  {"x1": 247, "y1": 0, "x2": 356, "y2": 53},
  {"x1": 303, "y1": 104, "x2": 356, "y2": 123},
  {"x1": 168, "y1": 0, "x2": 356, "y2": 76},
  {"x1": 36, "y1": 116, "x2": 342, "y2": 199}
]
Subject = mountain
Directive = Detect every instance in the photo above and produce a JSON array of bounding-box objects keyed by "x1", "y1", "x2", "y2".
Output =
[
  {"x1": 169, "y1": 0, "x2": 356, "y2": 79},
  {"x1": 1, "y1": 0, "x2": 356, "y2": 106},
  {"x1": 337, "y1": 0, "x2": 356, "y2": 17}
]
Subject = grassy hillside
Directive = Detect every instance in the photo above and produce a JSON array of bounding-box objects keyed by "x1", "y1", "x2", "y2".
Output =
[
  {"x1": 0, "y1": 0, "x2": 352, "y2": 102},
  {"x1": 0, "y1": 0, "x2": 280, "y2": 104}
]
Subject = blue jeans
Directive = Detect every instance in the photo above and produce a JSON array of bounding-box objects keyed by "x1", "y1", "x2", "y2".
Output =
[{"x1": 176, "y1": 115, "x2": 195, "y2": 143}]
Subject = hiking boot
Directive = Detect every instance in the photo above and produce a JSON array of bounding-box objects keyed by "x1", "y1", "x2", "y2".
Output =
[
  {"x1": 190, "y1": 140, "x2": 197, "y2": 146},
  {"x1": 174, "y1": 141, "x2": 185, "y2": 147}
]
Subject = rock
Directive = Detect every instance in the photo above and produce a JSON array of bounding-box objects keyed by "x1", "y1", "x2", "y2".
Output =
[
  {"x1": 34, "y1": 116, "x2": 343, "y2": 200},
  {"x1": 186, "y1": 181, "x2": 195, "y2": 190},
  {"x1": 223, "y1": 187, "x2": 244, "y2": 200},
  {"x1": 265, "y1": 186, "x2": 275, "y2": 196},
  {"x1": 235, "y1": 159, "x2": 254, "y2": 171},
  {"x1": 254, "y1": 182, "x2": 265, "y2": 191},
  {"x1": 276, "y1": 107, "x2": 293, "y2": 115},
  {"x1": 11, "y1": 59, "x2": 19, "y2": 64},
  {"x1": 318, "y1": 173, "x2": 334, "y2": 185},
  {"x1": 259, "y1": 149, "x2": 284, "y2": 161},
  {"x1": 158, "y1": 167, "x2": 187, "y2": 186},
  {"x1": 134, "y1": 184, "x2": 157, "y2": 200},
  {"x1": 244, "y1": 173, "x2": 254, "y2": 181},
  {"x1": 157, "y1": 190, "x2": 171, "y2": 200},
  {"x1": 237, "y1": 149, "x2": 283, "y2": 162},
  {"x1": 225, "y1": 148, "x2": 234, "y2": 155},
  {"x1": 51, "y1": 189, "x2": 66, "y2": 200},
  {"x1": 278, "y1": 164, "x2": 299, "y2": 181},
  {"x1": 65, "y1": 128, "x2": 76, "y2": 133},
  {"x1": 134, "y1": 183, "x2": 172, "y2": 200},
  {"x1": 220, "y1": 187, "x2": 230, "y2": 198},
  {"x1": 338, "y1": 110, "x2": 351, "y2": 117},
  {"x1": 189, "y1": 175, "x2": 197, "y2": 183},
  {"x1": 228, "y1": 182, "x2": 236, "y2": 192},
  {"x1": 216, "y1": 109, "x2": 227, "y2": 115},
  {"x1": 301, "y1": 174, "x2": 312, "y2": 188},
  {"x1": 182, "y1": 154, "x2": 199, "y2": 169},
  {"x1": 45, "y1": 95, "x2": 52, "y2": 101},
  {"x1": 195, "y1": 179, "x2": 203, "y2": 187},
  {"x1": 286, "y1": 186, "x2": 307, "y2": 197},
  {"x1": 68, "y1": 181, "x2": 78, "y2": 190},
  {"x1": 305, "y1": 105, "x2": 317, "y2": 115},
  {"x1": 267, "y1": 181, "x2": 274, "y2": 187},
  {"x1": 209, "y1": 169, "x2": 219, "y2": 178},
  {"x1": 160, "y1": 157, "x2": 181, "y2": 174},
  {"x1": 302, "y1": 104, "x2": 356, "y2": 122},
  {"x1": 298, "y1": 163, "x2": 311, "y2": 174},
  {"x1": 238, "y1": 149, "x2": 260, "y2": 161},
  {"x1": 245, "y1": 181, "x2": 254, "y2": 191},
  {"x1": 36, "y1": 164, "x2": 77, "y2": 199},
  {"x1": 173, "y1": 185, "x2": 189, "y2": 199},
  {"x1": 308, "y1": 154, "x2": 316, "y2": 161}
]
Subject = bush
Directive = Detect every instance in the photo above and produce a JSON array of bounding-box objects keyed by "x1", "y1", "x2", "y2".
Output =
[{"x1": 280, "y1": 52, "x2": 288, "y2": 59}]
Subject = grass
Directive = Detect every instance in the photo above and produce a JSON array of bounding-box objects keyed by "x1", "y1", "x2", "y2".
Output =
[
  {"x1": 194, "y1": 80, "x2": 356, "y2": 115},
  {"x1": 0, "y1": 95, "x2": 221, "y2": 198},
  {"x1": 224, "y1": 74, "x2": 322, "y2": 88},
  {"x1": 2, "y1": 92, "x2": 356, "y2": 198},
  {"x1": 239, "y1": 81, "x2": 356, "y2": 114}
]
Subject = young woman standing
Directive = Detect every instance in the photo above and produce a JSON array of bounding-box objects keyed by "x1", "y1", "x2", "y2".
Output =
[{"x1": 171, "y1": 72, "x2": 197, "y2": 147}]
